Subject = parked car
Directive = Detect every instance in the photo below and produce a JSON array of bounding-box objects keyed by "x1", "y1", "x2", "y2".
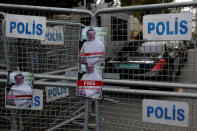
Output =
[
  {"x1": 104, "y1": 41, "x2": 181, "y2": 82},
  {"x1": 187, "y1": 39, "x2": 196, "y2": 49},
  {"x1": 174, "y1": 41, "x2": 188, "y2": 65}
]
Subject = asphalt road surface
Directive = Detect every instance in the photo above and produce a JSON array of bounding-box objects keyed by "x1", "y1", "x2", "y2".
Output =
[{"x1": 176, "y1": 47, "x2": 197, "y2": 85}]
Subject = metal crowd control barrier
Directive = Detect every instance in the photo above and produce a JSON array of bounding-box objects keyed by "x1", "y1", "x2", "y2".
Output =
[
  {"x1": 0, "y1": 1, "x2": 196, "y2": 131},
  {"x1": 92, "y1": 2, "x2": 197, "y2": 131},
  {"x1": 0, "y1": 3, "x2": 92, "y2": 131}
]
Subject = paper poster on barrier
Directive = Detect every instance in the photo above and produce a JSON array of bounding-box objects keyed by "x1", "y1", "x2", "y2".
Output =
[
  {"x1": 5, "y1": 71, "x2": 35, "y2": 109},
  {"x1": 76, "y1": 26, "x2": 107, "y2": 100}
]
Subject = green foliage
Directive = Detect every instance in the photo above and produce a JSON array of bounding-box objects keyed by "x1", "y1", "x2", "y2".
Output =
[
  {"x1": 43, "y1": 0, "x2": 80, "y2": 8},
  {"x1": 121, "y1": 0, "x2": 173, "y2": 7},
  {"x1": 0, "y1": 0, "x2": 80, "y2": 8}
]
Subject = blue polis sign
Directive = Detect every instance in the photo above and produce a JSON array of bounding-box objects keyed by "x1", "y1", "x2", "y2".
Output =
[
  {"x1": 143, "y1": 13, "x2": 192, "y2": 40},
  {"x1": 143, "y1": 99, "x2": 189, "y2": 127},
  {"x1": 5, "y1": 14, "x2": 46, "y2": 40}
]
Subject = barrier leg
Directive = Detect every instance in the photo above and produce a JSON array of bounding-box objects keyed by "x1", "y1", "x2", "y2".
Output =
[
  {"x1": 84, "y1": 98, "x2": 90, "y2": 131},
  {"x1": 95, "y1": 100, "x2": 100, "y2": 131}
]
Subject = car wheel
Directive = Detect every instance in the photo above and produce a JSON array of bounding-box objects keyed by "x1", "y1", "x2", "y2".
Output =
[
  {"x1": 169, "y1": 69, "x2": 176, "y2": 82},
  {"x1": 184, "y1": 52, "x2": 188, "y2": 62},
  {"x1": 161, "y1": 70, "x2": 168, "y2": 81},
  {"x1": 176, "y1": 64, "x2": 181, "y2": 75}
]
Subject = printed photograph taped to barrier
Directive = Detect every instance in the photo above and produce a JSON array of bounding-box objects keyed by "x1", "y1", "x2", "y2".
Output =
[
  {"x1": 77, "y1": 26, "x2": 107, "y2": 100},
  {"x1": 5, "y1": 71, "x2": 34, "y2": 109}
]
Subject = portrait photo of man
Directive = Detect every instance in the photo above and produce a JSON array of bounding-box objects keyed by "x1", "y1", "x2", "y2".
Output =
[
  {"x1": 6, "y1": 72, "x2": 33, "y2": 109},
  {"x1": 77, "y1": 27, "x2": 107, "y2": 99}
]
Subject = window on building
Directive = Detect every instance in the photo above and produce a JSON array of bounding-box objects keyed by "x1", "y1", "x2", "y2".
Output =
[
  {"x1": 111, "y1": 16, "x2": 128, "y2": 41},
  {"x1": 80, "y1": 16, "x2": 101, "y2": 27}
]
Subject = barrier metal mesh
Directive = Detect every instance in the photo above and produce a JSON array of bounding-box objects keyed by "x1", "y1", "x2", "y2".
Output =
[
  {"x1": 100, "y1": 4, "x2": 197, "y2": 131},
  {"x1": 100, "y1": 91, "x2": 197, "y2": 131},
  {"x1": 0, "y1": 7, "x2": 89, "y2": 131},
  {"x1": 103, "y1": 5, "x2": 197, "y2": 85},
  {"x1": 0, "y1": 3, "x2": 196, "y2": 131}
]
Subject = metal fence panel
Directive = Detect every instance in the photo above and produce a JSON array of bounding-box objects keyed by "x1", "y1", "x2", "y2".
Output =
[
  {"x1": 0, "y1": 4, "x2": 93, "y2": 131},
  {"x1": 100, "y1": 92, "x2": 197, "y2": 131},
  {"x1": 0, "y1": 2, "x2": 197, "y2": 131},
  {"x1": 96, "y1": 2, "x2": 197, "y2": 131},
  {"x1": 101, "y1": 4, "x2": 197, "y2": 85}
]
